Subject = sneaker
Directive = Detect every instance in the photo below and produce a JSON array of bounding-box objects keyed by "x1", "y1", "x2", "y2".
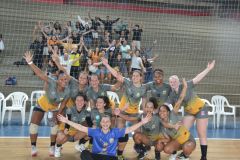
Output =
[
  {"x1": 75, "y1": 143, "x2": 86, "y2": 152},
  {"x1": 137, "y1": 151, "x2": 147, "y2": 160},
  {"x1": 31, "y1": 145, "x2": 37, "y2": 157},
  {"x1": 117, "y1": 155, "x2": 125, "y2": 160},
  {"x1": 177, "y1": 152, "x2": 189, "y2": 160},
  {"x1": 169, "y1": 153, "x2": 177, "y2": 160},
  {"x1": 86, "y1": 143, "x2": 92, "y2": 151},
  {"x1": 49, "y1": 146, "x2": 55, "y2": 157},
  {"x1": 54, "y1": 146, "x2": 61, "y2": 158}
]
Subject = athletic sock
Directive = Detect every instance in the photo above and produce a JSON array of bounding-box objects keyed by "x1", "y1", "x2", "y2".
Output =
[
  {"x1": 56, "y1": 144, "x2": 62, "y2": 147},
  {"x1": 79, "y1": 138, "x2": 88, "y2": 145},
  {"x1": 200, "y1": 145, "x2": 208, "y2": 159},
  {"x1": 117, "y1": 150, "x2": 123, "y2": 156},
  {"x1": 31, "y1": 142, "x2": 36, "y2": 146},
  {"x1": 50, "y1": 142, "x2": 56, "y2": 146}
]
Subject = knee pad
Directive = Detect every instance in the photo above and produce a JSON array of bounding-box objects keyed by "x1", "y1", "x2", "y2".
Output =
[
  {"x1": 118, "y1": 134, "x2": 129, "y2": 143},
  {"x1": 50, "y1": 125, "x2": 58, "y2": 135},
  {"x1": 29, "y1": 123, "x2": 39, "y2": 134}
]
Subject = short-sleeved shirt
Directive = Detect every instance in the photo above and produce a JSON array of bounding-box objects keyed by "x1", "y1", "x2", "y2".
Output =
[
  {"x1": 68, "y1": 77, "x2": 88, "y2": 100},
  {"x1": 122, "y1": 78, "x2": 147, "y2": 105},
  {"x1": 162, "y1": 111, "x2": 180, "y2": 138},
  {"x1": 146, "y1": 82, "x2": 171, "y2": 106},
  {"x1": 139, "y1": 113, "x2": 162, "y2": 141},
  {"x1": 66, "y1": 107, "x2": 90, "y2": 124},
  {"x1": 87, "y1": 84, "x2": 112, "y2": 104},
  {"x1": 45, "y1": 77, "x2": 70, "y2": 104},
  {"x1": 167, "y1": 80, "x2": 204, "y2": 113},
  {"x1": 88, "y1": 128, "x2": 126, "y2": 156},
  {"x1": 90, "y1": 108, "x2": 112, "y2": 127}
]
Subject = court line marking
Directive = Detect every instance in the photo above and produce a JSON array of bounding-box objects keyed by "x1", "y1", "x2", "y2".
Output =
[{"x1": 0, "y1": 137, "x2": 240, "y2": 140}]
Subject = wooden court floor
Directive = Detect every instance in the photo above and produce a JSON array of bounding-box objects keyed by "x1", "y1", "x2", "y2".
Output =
[{"x1": 0, "y1": 138, "x2": 239, "y2": 160}]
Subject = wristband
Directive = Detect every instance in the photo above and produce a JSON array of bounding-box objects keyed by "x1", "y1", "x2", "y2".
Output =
[{"x1": 28, "y1": 61, "x2": 33, "y2": 65}]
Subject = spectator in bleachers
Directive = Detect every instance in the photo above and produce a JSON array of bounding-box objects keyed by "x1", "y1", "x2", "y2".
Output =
[
  {"x1": 0, "y1": 34, "x2": 5, "y2": 53},
  {"x1": 69, "y1": 47, "x2": 81, "y2": 79},
  {"x1": 97, "y1": 15, "x2": 120, "y2": 33},
  {"x1": 120, "y1": 39, "x2": 131, "y2": 74},
  {"x1": 142, "y1": 54, "x2": 158, "y2": 83},
  {"x1": 83, "y1": 25, "x2": 94, "y2": 47},
  {"x1": 30, "y1": 36, "x2": 44, "y2": 69},
  {"x1": 130, "y1": 50, "x2": 146, "y2": 73},
  {"x1": 116, "y1": 19, "x2": 129, "y2": 33},
  {"x1": 131, "y1": 24, "x2": 143, "y2": 50},
  {"x1": 112, "y1": 53, "x2": 128, "y2": 77},
  {"x1": 88, "y1": 11, "x2": 101, "y2": 47},
  {"x1": 74, "y1": 21, "x2": 85, "y2": 33}
]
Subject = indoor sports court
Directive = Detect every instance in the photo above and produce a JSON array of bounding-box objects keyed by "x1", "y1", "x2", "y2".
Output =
[{"x1": 0, "y1": 0, "x2": 240, "y2": 160}]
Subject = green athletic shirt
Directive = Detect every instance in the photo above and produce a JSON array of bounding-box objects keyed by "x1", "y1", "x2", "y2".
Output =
[
  {"x1": 90, "y1": 108, "x2": 113, "y2": 127},
  {"x1": 87, "y1": 84, "x2": 112, "y2": 103},
  {"x1": 122, "y1": 78, "x2": 147, "y2": 104},
  {"x1": 68, "y1": 77, "x2": 88, "y2": 99},
  {"x1": 146, "y1": 82, "x2": 171, "y2": 106},
  {"x1": 66, "y1": 107, "x2": 90, "y2": 124},
  {"x1": 46, "y1": 77, "x2": 70, "y2": 104}
]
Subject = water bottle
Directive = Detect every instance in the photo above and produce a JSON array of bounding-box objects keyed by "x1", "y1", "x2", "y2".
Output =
[{"x1": 47, "y1": 111, "x2": 55, "y2": 127}]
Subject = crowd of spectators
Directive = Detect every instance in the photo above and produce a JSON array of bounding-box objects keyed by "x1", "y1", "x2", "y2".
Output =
[{"x1": 30, "y1": 11, "x2": 158, "y2": 83}]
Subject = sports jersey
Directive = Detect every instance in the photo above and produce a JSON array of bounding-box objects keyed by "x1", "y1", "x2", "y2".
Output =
[
  {"x1": 90, "y1": 108, "x2": 113, "y2": 127},
  {"x1": 162, "y1": 111, "x2": 191, "y2": 144},
  {"x1": 38, "y1": 77, "x2": 70, "y2": 111},
  {"x1": 86, "y1": 84, "x2": 112, "y2": 103},
  {"x1": 146, "y1": 82, "x2": 171, "y2": 106},
  {"x1": 139, "y1": 113, "x2": 162, "y2": 141},
  {"x1": 168, "y1": 80, "x2": 206, "y2": 115},
  {"x1": 119, "y1": 78, "x2": 147, "y2": 114},
  {"x1": 88, "y1": 128, "x2": 126, "y2": 156}
]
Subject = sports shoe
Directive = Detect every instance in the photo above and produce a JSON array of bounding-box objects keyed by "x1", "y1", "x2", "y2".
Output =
[
  {"x1": 86, "y1": 143, "x2": 92, "y2": 151},
  {"x1": 117, "y1": 155, "x2": 125, "y2": 160},
  {"x1": 31, "y1": 145, "x2": 37, "y2": 157},
  {"x1": 75, "y1": 143, "x2": 86, "y2": 152},
  {"x1": 137, "y1": 151, "x2": 147, "y2": 160},
  {"x1": 54, "y1": 146, "x2": 61, "y2": 158},
  {"x1": 177, "y1": 152, "x2": 189, "y2": 160},
  {"x1": 49, "y1": 146, "x2": 55, "y2": 157},
  {"x1": 169, "y1": 153, "x2": 177, "y2": 160}
]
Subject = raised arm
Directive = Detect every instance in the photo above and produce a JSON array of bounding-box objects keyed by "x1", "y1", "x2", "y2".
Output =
[
  {"x1": 192, "y1": 60, "x2": 215, "y2": 85},
  {"x1": 57, "y1": 114, "x2": 88, "y2": 133},
  {"x1": 101, "y1": 57, "x2": 124, "y2": 83},
  {"x1": 125, "y1": 113, "x2": 152, "y2": 134},
  {"x1": 23, "y1": 51, "x2": 48, "y2": 82},
  {"x1": 114, "y1": 108, "x2": 138, "y2": 122},
  {"x1": 173, "y1": 78, "x2": 187, "y2": 113}
]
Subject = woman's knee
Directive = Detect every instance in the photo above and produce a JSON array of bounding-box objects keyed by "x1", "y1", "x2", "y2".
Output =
[
  {"x1": 182, "y1": 141, "x2": 196, "y2": 155},
  {"x1": 163, "y1": 145, "x2": 174, "y2": 154}
]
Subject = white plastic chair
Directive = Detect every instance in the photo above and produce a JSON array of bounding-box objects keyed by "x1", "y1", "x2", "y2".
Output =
[
  {"x1": 202, "y1": 98, "x2": 216, "y2": 128},
  {"x1": 211, "y1": 95, "x2": 236, "y2": 128},
  {"x1": 107, "y1": 91, "x2": 120, "y2": 105},
  {"x1": 178, "y1": 106, "x2": 184, "y2": 117},
  {"x1": 28, "y1": 90, "x2": 47, "y2": 125},
  {"x1": 1, "y1": 92, "x2": 28, "y2": 125},
  {"x1": 0, "y1": 92, "x2": 5, "y2": 123}
]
